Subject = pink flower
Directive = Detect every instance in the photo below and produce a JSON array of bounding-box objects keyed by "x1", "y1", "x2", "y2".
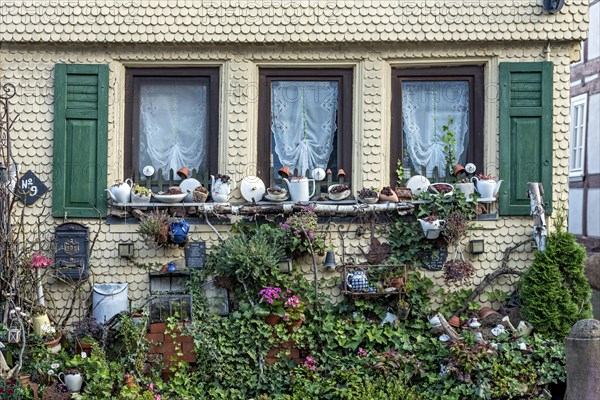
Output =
[
  {"x1": 147, "y1": 382, "x2": 154, "y2": 391},
  {"x1": 154, "y1": 394, "x2": 161, "y2": 400},
  {"x1": 304, "y1": 355, "x2": 317, "y2": 371},
  {"x1": 30, "y1": 253, "x2": 52, "y2": 269},
  {"x1": 357, "y1": 348, "x2": 368, "y2": 357},
  {"x1": 284, "y1": 295, "x2": 301, "y2": 308}
]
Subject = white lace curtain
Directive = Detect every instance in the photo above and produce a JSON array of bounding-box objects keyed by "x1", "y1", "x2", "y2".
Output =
[
  {"x1": 139, "y1": 78, "x2": 208, "y2": 179},
  {"x1": 271, "y1": 81, "x2": 338, "y2": 176},
  {"x1": 402, "y1": 81, "x2": 469, "y2": 177}
]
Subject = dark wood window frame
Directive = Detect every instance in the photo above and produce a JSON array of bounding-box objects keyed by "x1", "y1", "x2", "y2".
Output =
[
  {"x1": 390, "y1": 66, "x2": 484, "y2": 183},
  {"x1": 257, "y1": 68, "x2": 353, "y2": 183},
  {"x1": 124, "y1": 67, "x2": 220, "y2": 180}
]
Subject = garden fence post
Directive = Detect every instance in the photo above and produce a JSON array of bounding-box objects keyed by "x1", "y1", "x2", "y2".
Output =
[{"x1": 565, "y1": 319, "x2": 600, "y2": 400}]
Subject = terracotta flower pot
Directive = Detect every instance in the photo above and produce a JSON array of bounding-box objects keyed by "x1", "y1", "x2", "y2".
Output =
[
  {"x1": 264, "y1": 314, "x2": 281, "y2": 326},
  {"x1": 43, "y1": 330, "x2": 62, "y2": 347},
  {"x1": 388, "y1": 277, "x2": 405, "y2": 288},
  {"x1": 287, "y1": 319, "x2": 303, "y2": 333},
  {"x1": 448, "y1": 315, "x2": 461, "y2": 328},
  {"x1": 124, "y1": 375, "x2": 136, "y2": 389},
  {"x1": 478, "y1": 307, "x2": 498, "y2": 320}
]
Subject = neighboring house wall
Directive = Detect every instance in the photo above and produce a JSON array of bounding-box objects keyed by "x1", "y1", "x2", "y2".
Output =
[
  {"x1": 570, "y1": 0, "x2": 600, "y2": 249},
  {"x1": 0, "y1": 1, "x2": 587, "y2": 309}
]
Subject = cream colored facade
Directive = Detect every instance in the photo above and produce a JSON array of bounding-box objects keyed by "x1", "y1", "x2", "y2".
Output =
[{"x1": 0, "y1": 1, "x2": 588, "y2": 307}]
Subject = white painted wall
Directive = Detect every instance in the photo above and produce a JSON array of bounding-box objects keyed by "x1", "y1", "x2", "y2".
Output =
[
  {"x1": 587, "y1": 189, "x2": 600, "y2": 238},
  {"x1": 569, "y1": 188, "x2": 585, "y2": 235},
  {"x1": 590, "y1": 2, "x2": 600, "y2": 60},
  {"x1": 589, "y1": 93, "x2": 600, "y2": 175}
]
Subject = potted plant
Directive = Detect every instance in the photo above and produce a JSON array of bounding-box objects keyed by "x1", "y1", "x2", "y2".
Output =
[
  {"x1": 397, "y1": 299, "x2": 411, "y2": 320},
  {"x1": 266, "y1": 186, "x2": 288, "y2": 201},
  {"x1": 279, "y1": 205, "x2": 326, "y2": 257},
  {"x1": 254, "y1": 286, "x2": 286, "y2": 325},
  {"x1": 60, "y1": 368, "x2": 84, "y2": 393},
  {"x1": 283, "y1": 293, "x2": 306, "y2": 332},
  {"x1": 379, "y1": 186, "x2": 399, "y2": 202},
  {"x1": 383, "y1": 269, "x2": 405, "y2": 289},
  {"x1": 192, "y1": 185, "x2": 209, "y2": 203},
  {"x1": 328, "y1": 184, "x2": 351, "y2": 201},
  {"x1": 442, "y1": 210, "x2": 475, "y2": 286},
  {"x1": 136, "y1": 210, "x2": 170, "y2": 246},
  {"x1": 131, "y1": 183, "x2": 151, "y2": 209},
  {"x1": 417, "y1": 214, "x2": 445, "y2": 240},
  {"x1": 455, "y1": 177, "x2": 475, "y2": 198},
  {"x1": 394, "y1": 160, "x2": 413, "y2": 201},
  {"x1": 357, "y1": 187, "x2": 379, "y2": 204},
  {"x1": 70, "y1": 316, "x2": 104, "y2": 356}
]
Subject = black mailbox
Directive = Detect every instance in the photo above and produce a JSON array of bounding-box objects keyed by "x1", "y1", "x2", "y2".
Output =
[{"x1": 54, "y1": 222, "x2": 89, "y2": 280}]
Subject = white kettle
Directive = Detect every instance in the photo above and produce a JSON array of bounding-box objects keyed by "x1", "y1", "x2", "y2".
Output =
[
  {"x1": 211, "y1": 175, "x2": 237, "y2": 203},
  {"x1": 472, "y1": 177, "x2": 503, "y2": 200},
  {"x1": 105, "y1": 179, "x2": 133, "y2": 204},
  {"x1": 282, "y1": 177, "x2": 315, "y2": 202}
]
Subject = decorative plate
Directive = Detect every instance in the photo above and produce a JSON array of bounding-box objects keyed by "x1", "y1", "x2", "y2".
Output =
[
  {"x1": 240, "y1": 176, "x2": 266, "y2": 202},
  {"x1": 406, "y1": 175, "x2": 431, "y2": 196},
  {"x1": 179, "y1": 178, "x2": 202, "y2": 202},
  {"x1": 153, "y1": 193, "x2": 187, "y2": 203}
]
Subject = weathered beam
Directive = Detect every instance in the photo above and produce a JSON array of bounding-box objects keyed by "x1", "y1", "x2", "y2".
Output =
[{"x1": 112, "y1": 202, "x2": 415, "y2": 217}]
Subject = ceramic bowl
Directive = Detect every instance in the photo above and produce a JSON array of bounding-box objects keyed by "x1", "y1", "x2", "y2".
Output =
[{"x1": 153, "y1": 193, "x2": 187, "y2": 203}]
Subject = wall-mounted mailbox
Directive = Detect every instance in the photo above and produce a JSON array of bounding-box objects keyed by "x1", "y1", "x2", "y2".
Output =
[{"x1": 54, "y1": 222, "x2": 89, "y2": 280}]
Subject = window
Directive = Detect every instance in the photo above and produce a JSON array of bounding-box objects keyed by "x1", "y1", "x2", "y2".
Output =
[
  {"x1": 258, "y1": 68, "x2": 353, "y2": 182},
  {"x1": 124, "y1": 68, "x2": 219, "y2": 179},
  {"x1": 391, "y1": 66, "x2": 484, "y2": 181},
  {"x1": 569, "y1": 93, "x2": 587, "y2": 177}
]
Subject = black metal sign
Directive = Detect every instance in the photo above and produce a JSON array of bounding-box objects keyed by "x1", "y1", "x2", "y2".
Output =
[
  {"x1": 16, "y1": 170, "x2": 48, "y2": 205},
  {"x1": 185, "y1": 241, "x2": 206, "y2": 269}
]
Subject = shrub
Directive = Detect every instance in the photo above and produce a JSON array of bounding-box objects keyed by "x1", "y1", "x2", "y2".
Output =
[{"x1": 519, "y1": 214, "x2": 592, "y2": 338}]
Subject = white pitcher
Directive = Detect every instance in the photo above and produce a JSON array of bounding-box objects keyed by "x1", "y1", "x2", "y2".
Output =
[
  {"x1": 417, "y1": 218, "x2": 445, "y2": 239},
  {"x1": 105, "y1": 178, "x2": 133, "y2": 204},
  {"x1": 472, "y1": 177, "x2": 503, "y2": 200},
  {"x1": 211, "y1": 175, "x2": 237, "y2": 203},
  {"x1": 282, "y1": 177, "x2": 315, "y2": 202},
  {"x1": 59, "y1": 372, "x2": 84, "y2": 393}
]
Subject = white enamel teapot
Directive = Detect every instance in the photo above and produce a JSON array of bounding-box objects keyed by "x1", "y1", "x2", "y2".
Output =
[
  {"x1": 472, "y1": 177, "x2": 503, "y2": 201},
  {"x1": 282, "y1": 177, "x2": 316, "y2": 202},
  {"x1": 105, "y1": 179, "x2": 133, "y2": 204},
  {"x1": 417, "y1": 218, "x2": 445, "y2": 239},
  {"x1": 211, "y1": 175, "x2": 236, "y2": 203}
]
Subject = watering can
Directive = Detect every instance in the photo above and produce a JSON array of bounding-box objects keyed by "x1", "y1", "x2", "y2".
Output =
[
  {"x1": 105, "y1": 179, "x2": 133, "y2": 204},
  {"x1": 472, "y1": 177, "x2": 503, "y2": 201},
  {"x1": 282, "y1": 177, "x2": 315, "y2": 202}
]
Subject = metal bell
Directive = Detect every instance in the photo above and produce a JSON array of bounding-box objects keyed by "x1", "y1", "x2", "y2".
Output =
[{"x1": 323, "y1": 250, "x2": 337, "y2": 269}]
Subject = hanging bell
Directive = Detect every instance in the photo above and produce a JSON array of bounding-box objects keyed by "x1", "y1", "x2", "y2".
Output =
[{"x1": 323, "y1": 250, "x2": 337, "y2": 269}]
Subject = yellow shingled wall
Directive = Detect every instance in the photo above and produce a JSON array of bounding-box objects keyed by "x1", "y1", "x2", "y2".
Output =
[{"x1": 0, "y1": 41, "x2": 572, "y2": 310}]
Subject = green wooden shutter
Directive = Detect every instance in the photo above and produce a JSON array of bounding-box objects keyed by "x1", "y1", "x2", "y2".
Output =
[
  {"x1": 499, "y1": 62, "x2": 553, "y2": 215},
  {"x1": 53, "y1": 64, "x2": 108, "y2": 218}
]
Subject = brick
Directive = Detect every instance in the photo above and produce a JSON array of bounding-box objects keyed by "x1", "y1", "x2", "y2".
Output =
[
  {"x1": 149, "y1": 323, "x2": 167, "y2": 334},
  {"x1": 267, "y1": 348, "x2": 280, "y2": 358},
  {"x1": 146, "y1": 333, "x2": 164, "y2": 342},
  {"x1": 175, "y1": 335, "x2": 194, "y2": 344},
  {"x1": 265, "y1": 357, "x2": 277, "y2": 366},
  {"x1": 181, "y1": 352, "x2": 196, "y2": 363},
  {"x1": 288, "y1": 348, "x2": 300, "y2": 359},
  {"x1": 182, "y1": 342, "x2": 195, "y2": 353}
]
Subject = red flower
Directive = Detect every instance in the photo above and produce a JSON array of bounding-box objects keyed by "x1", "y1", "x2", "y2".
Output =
[{"x1": 30, "y1": 252, "x2": 52, "y2": 269}]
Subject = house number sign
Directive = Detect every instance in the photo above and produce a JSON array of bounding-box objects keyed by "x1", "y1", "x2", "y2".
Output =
[{"x1": 15, "y1": 170, "x2": 48, "y2": 206}]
